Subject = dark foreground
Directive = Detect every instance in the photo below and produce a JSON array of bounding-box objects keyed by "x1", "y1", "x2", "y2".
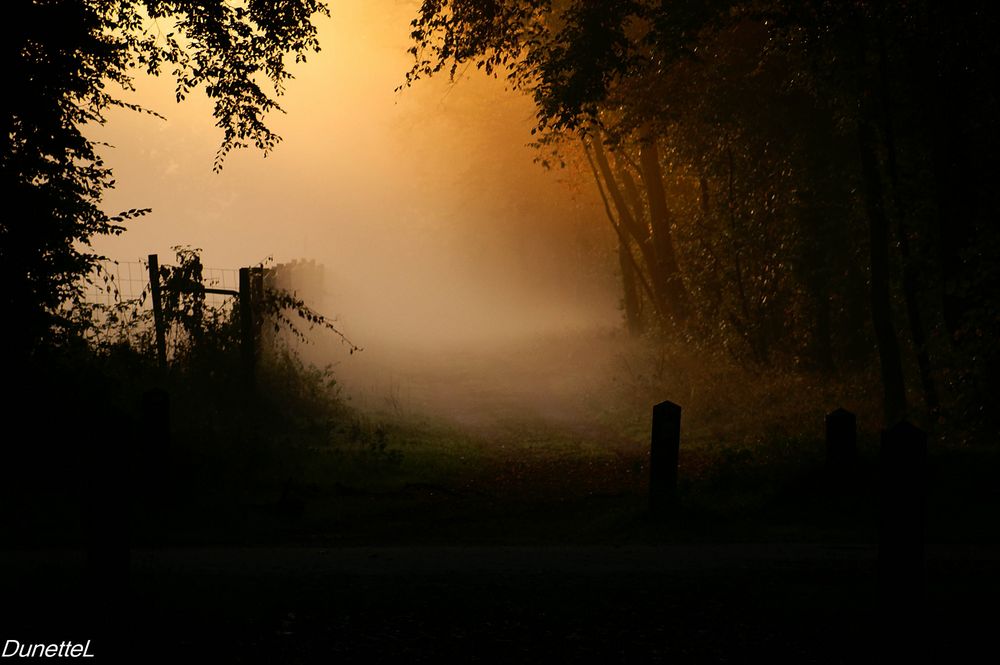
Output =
[{"x1": 2, "y1": 544, "x2": 997, "y2": 663}]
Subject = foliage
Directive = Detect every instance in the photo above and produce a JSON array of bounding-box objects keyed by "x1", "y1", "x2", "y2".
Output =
[
  {"x1": 404, "y1": 1, "x2": 862, "y2": 360},
  {"x1": 66, "y1": 245, "x2": 389, "y2": 510},
  {"x1": 83, "y1": 246, "x2": 361, "y2": 366},
  {"x1": 259, "y1": 286, "x2": 363, "y2": 356},
  {"x1": 403, "y1": 0, "x2": 1000, "y2": 435},
  {"x1": 2, "y1": 0, "x2": 329, "y2": 357}
]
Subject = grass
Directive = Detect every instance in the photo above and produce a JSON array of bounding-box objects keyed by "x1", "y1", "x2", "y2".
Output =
[
  {"x1": 6, "y1": 326, "x2": 998, "y2": 550},
  {"x1": 135, "y1": 387, "x2": 1000, "y2": 548}
]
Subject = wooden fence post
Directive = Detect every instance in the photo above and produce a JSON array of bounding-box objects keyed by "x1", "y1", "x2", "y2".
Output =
[
  {"x1": 826, "y1": 408, "x2": 857, "y2": 477},
  {"x1": 650, "y1": 400, "x2": 681, "y2": 516},
  {"x1": 147, "y1": 254, "x2": 167, "y2": 368},
  {"x1": 239, "y1": 267, "x2": 256, "y2": 390},
  {"x1": 251, "y1": 266, "x2": 265, "y2": 343}
]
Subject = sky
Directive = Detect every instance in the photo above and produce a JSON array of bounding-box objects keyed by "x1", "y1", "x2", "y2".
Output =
[{"x1": 88, "y1": 0, "x2": 621, "y2": 362}]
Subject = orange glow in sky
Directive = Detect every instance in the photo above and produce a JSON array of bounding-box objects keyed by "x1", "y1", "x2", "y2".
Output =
[{"x1": 89, "y1": 0, "x2": 618, "y2": 363}]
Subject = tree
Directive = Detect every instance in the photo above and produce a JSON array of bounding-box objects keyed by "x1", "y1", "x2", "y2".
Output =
[
  {"x1": 1, "y1": 0, "x2": 329, "y2": 358},
  {"x1": 403, "y1": 0, "x2": 1000, "y2": 430},
  {"x1": 403, "y1": 0, "x2": 832, "y2": 348}
]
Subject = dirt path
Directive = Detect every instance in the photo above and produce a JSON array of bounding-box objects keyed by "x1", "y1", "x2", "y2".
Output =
[{"x1": 329, "y1": 329, "x2": 635, "y2": 433}]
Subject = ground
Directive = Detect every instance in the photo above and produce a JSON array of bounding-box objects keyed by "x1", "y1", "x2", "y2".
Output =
[
  {"x1": 3, "y1": 544, "x2": 998, "y2": 663},
  {"x1": 2, "y1": 333, "x2": 997, "y2": 662}
]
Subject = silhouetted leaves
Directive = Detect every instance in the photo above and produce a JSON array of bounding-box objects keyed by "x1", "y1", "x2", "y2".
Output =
[
  {"x1": 2, "y1": 0, "x2": 328, "y2": 355},
  {"x1": 260, "y1": 285, "x2": 363, "y2": 356}
]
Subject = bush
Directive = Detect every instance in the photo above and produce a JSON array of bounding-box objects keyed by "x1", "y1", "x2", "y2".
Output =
[{"x1": 4, "y1": 247, "x2": 391, "y2": 539}]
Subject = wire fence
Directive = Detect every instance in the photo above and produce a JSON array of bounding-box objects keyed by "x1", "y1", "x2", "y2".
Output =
[
  {"x1": 74, "y1": 255, "x2": 358, "y2": 362},
  {"x1": 82, "y1": 259, "x2": 241, "y2": 310},
  {"x1": 77, "y1": 258, "x2": 243, "y2": 356}
]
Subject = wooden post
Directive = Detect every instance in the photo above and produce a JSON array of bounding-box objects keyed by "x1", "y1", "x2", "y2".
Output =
[
  {"x1": 879, "y1": 421, "x2": 927, "y2": 607},
  {"x1": 251, "y1": 266, "x2": 265, "y2": 344},
  {"x1": 239, "y1": 267, "x2": 256, "y2": 390},
  {"x1": 825, "y1": 408, "x2": 857, "y2": 476},
  {"x1": 148, "y1": 254, "x2": 167, "y2": 368},
  {"x1": 650, "y1": 400, "x2": 681, "y2": 515}
]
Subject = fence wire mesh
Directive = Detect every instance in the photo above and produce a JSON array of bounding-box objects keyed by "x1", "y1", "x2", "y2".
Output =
[
  {"x1": 82, "y1": 259, "x2": 241, "y2": 310},
  {"x1": 78, "y1": 258, "x2": 244, "y2": 358}
]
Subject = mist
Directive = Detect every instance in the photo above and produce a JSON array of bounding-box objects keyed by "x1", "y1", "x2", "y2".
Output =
[
  {"x1": 88, "y1": 0, "x2": 620, "y2": 414},
  {"x1": 8, "y1": 2, "x2": 1000, "y2": 660}
]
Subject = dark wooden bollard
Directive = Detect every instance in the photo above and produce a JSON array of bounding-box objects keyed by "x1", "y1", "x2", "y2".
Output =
[
  {"x1": 650, "y1": 400, "x2": 681, "y2": 516},
  {"x1": 826, "y1": 408, "x2": 857, "y2": 476},
  {"x1": 879, "y1": 421, "x2": 927, "y2": 608}
]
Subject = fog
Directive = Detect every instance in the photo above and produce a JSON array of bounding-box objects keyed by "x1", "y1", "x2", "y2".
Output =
[{"x1": 89, "y1": 0, "x2": 622, "y2": 420}]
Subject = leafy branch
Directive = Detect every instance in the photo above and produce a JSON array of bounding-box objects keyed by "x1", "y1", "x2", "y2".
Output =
[{"x1": 261, "y1": 288, "x2": 363, "y2": 356}]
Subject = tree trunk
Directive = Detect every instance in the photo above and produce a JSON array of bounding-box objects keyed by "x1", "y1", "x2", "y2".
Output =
[
  {"x1": 590, "y1": 134, "x2": 669, "y2": 316},
  {"x1": 876, "y1": 23, "x2": 939, "y2": 417},
  {"x1": 911, "y1": 2, "x2": 977, "y2": 344},
  {"x1": 617, "y1": 159, "x2": 646, "y2": 229},
  {"x1": 694, "y1": 176, "x2": 725, "y2": 317},
  {"x1": 618, "y1": 239, "x2": 643, "y2": 334},
  {"x1": 637, "y1": 125, "x2": 691, "y2": 324},
  {"x1": 722, "y1": 143, "x2": 767, "y2": 363},
  {"x1": 858, "y1": 87, "x2": 909, "y2": 425},
  {"x1": 810, "y1": 263, "x2": 834, "y2": 373},
  {"x1": 582, "y1": 136, "x2": 661, "y2": 320}
]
